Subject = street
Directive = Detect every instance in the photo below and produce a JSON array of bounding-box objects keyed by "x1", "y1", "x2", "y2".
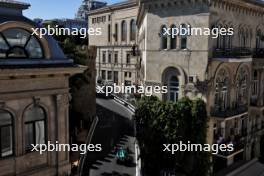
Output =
[{"x1": 81, "y1": 97, "x2": 137, "y2": 176}]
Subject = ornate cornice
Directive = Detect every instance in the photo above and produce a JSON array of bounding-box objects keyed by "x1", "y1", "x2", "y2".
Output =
[{"x1": 211, "y1": 0, "x2": 264, "y2": 16}]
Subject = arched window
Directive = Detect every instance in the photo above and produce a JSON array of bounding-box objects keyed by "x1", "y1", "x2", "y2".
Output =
[
  {"x1": 160, "y1": 25, "x2": 167, "y2": 49},
  {"x1": 170, "y1": 25, "x2": 177, "y2": 49},
  {"x1": 236, "y1": 67, "x2": 248, "y2": 105},
  {"x1": 256, "y1": 29, "x2": 262, "y2": 49},
  {"x1": 0, "y1": 28, "x2": 44, "y2": 58},
  {"x1": 108, "y1": 24, "x2": 111, "y2": 42},
  {"x1": 115, "y1": 23, "x2": 118, "y2": 42},
  {"x1": 252, "y1": 70, "x2": 258, "y2": 96},
  {"x1": 222, "y1": 25, "x2": 229, "y2": 49},
  {"x1": 180, "y1": 24, "x2": 188, "y2": 49},
  {"x1": 239, "y1": 28, "x2": 248, "y2": 48},
  {"x1": 0, "y1": 110, "x2": 13, "y2": 157},
  {"x1": 168, "y1": 76, "x2": 179, "y2": 102},
  {"x1": 215, "y1": 68, "x2": 229, "y2": 111},
  {"x1": 216, "y1": 24, "x2": 222, "y2": 49},
  {"x1": 130, "y1": 19, "x2": 136, "y2": 41},
  {"x1": 24, "y1": 105, "x2": 46, "y2": 152},
  {"x1": 121, "y1": 21, "x2": 127, "y2": 42},
  {"x1": 227, "y1": 25, "x2": 233, "y2": 49}
]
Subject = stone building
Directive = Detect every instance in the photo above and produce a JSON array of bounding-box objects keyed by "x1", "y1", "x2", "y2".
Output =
[
  {"x1": 89, "y1": 0, "x2": 138, "y2": 86},
  {"x1": 0, "y1": 1, "x2": 84, "y2": 175},
  {"x1": 137, "y1": 0, "x2": 264, "y2": 173}
]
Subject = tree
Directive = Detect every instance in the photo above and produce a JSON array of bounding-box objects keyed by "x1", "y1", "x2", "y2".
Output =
[{"x1": 135, "y1": 96, "x2": 210, "y2": 176}]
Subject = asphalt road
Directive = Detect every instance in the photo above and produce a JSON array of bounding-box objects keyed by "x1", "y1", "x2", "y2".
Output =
[{"x1": 81, "y1": 97, "x2": 136, "y2": 176}]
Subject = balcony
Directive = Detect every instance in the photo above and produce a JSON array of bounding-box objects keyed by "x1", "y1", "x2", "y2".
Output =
[
  {"x1": 213, "y1": 47, "x2": 252, "y2": 59},
  {"x1": 211, "y1": 104, "x2": 248, "y2": 119}
]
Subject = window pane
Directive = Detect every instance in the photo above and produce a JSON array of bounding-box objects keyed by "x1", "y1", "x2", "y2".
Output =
[
  {"x1": 25, "y1": 36, "x2": 43, "y2": 58},
  {"x1": 0, "y1": 35, "x2": 8, "y2": 58},
  {"x1": 7, "y1": 47, "x2": 27, "y2": 58},
  {"x1": 161, "y1": 26, "x2": 167, "y2": 49},
  {"x1": 1, "y1": 126, "x2": 13, "y2": 157},
  {"x1": 24, "y1": 106, "x2": 45, "y2": 122},
  {"x1": 35, "y1": 121, "x2": 45, "y2": 145},
  {"x1": 3, "y1": 28, "x2": 30, "y2": 47},
  {"x1": 122, "y1": 21, "x2": 127, "y2": 41},
  {"x1": 0, "y1": 110, "x2": 12, "y2": 126},
  {"x1": 25, "y1": 123, "x2": 34, "y2": 151}
]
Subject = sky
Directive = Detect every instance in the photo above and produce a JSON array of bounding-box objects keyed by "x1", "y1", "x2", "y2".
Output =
[{"x1": 23, "y1": 0, "x2": 124, "y2": 20}]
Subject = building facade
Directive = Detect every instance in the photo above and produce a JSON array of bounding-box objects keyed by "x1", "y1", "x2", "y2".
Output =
[
  {"x1": 0, "y1": 1, "x2": 84, "y2": 175},
  {"x1": 89, "y1": 0, "x2": 138, "y2": 86},
  {"x1": 137, "y1": 0, "x2": 264, "y2": 173}
]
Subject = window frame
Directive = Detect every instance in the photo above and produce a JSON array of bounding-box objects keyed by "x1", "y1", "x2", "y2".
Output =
[
  {"x1": 130, "y1": 19, "x2": 136, "y2": 41},
  {"x1": 24, "y1": 106, "x2": 47, "y2": 153},
  {"x1": 121, "y1": 20, "x2": 127, "y2": 42},
  {"x1": 0, "y1": 110, "x2": 14, "y2": 158},
  {"x1": 0, "y1": 28, "x2": 45, "y2": 59}
]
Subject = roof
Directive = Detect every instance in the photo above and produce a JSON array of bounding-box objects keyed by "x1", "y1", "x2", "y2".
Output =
[
  {"x1": 0, "y1": 12, "x2": 75, "y2": 68},
  {"x1": 0, "y1": 0, "x2": 30, "y2": 9},
  {"x1": 88, "y1": 0, "x2": 137, "y2": 15}
]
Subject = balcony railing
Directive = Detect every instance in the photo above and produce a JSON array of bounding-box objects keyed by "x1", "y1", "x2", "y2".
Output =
[
  {"x1": 210, "y1": 104, "x2": 248, "y2": 118},
  {"x1": 213, "y1": 47, "x2": 252, "y2": 58}
]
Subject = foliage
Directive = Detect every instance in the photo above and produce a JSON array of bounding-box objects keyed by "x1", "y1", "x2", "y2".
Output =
[
  {"x1": 135, "y1": 96, "x2": 210, "y2": 176},
  {"x1": 43, "y1": 21, "x2": 88, "y2": 65}
]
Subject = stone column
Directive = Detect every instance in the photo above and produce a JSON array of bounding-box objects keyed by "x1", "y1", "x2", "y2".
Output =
[{"x1": 56, "y1": 94, "x2": 71, "y2": 175}]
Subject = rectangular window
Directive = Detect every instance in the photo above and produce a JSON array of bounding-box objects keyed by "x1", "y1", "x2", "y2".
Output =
[
  {"x1": 108, "y1": 24, "x2": 111, "y2": 42},
  {"x1": 108, "y1": 15, "x2": 111, "y2": 21},
  {"x1": 108, "y1": 52, "x2": 112, "y2": 63},
  {"x1": 115, "y1": 23, "x2": 118, "y2": 42},
  {"x1": 114, "y1": 71, "x2": 118, "y2": 84},
  {"x1": 102, "y1": 51, "x2": 106, "y2": 63},
  {"x1": 129, "y1": 72, "x2": 132, "y2": 78},
  {"x1": 102, "y1": 16, "x2": 106, "y2": 22},
  {"x1": 125, "y1": 72, "x2": 127, "y2": 77},
  {"x1": 102, "y1": 70, "x2": 106, "y2": 80},
  {"x1": 126, "y1": 53, "x2": 130, "y2": 64},
  {"x1": 114, "y1": 52, "x2": 118, "y2": 64},
  {"x1": 107, "y1": 71, "x2": 112, "y2": 80}
]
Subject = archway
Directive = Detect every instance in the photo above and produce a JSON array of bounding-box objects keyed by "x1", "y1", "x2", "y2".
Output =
[{"x1": 162, "y1": 67, "x2": 182, "y2": 102}]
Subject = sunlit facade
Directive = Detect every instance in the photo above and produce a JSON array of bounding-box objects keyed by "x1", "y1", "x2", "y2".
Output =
[{"x1": 0, "y1": 1, "x2": 84, "y2": 175}]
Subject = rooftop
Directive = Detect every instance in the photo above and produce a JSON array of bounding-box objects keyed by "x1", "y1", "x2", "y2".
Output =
[
  {"x1": 88, "y1": 0, "x2": 137, "y2": 15},
  {"x1": 0, "y1": 0, "x2": 30, "y2": 9}
]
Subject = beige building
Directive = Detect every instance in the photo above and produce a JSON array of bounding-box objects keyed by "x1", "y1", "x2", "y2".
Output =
[
  {"x1": 137, "y1": 0, "x2": 264, "y2": 173},
  {"x1": 89, "y1": 0, "x2": 139, "y2": 86},
  {"x1": 0, "y1": 1, "x2": 84, "y2": 175}
]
